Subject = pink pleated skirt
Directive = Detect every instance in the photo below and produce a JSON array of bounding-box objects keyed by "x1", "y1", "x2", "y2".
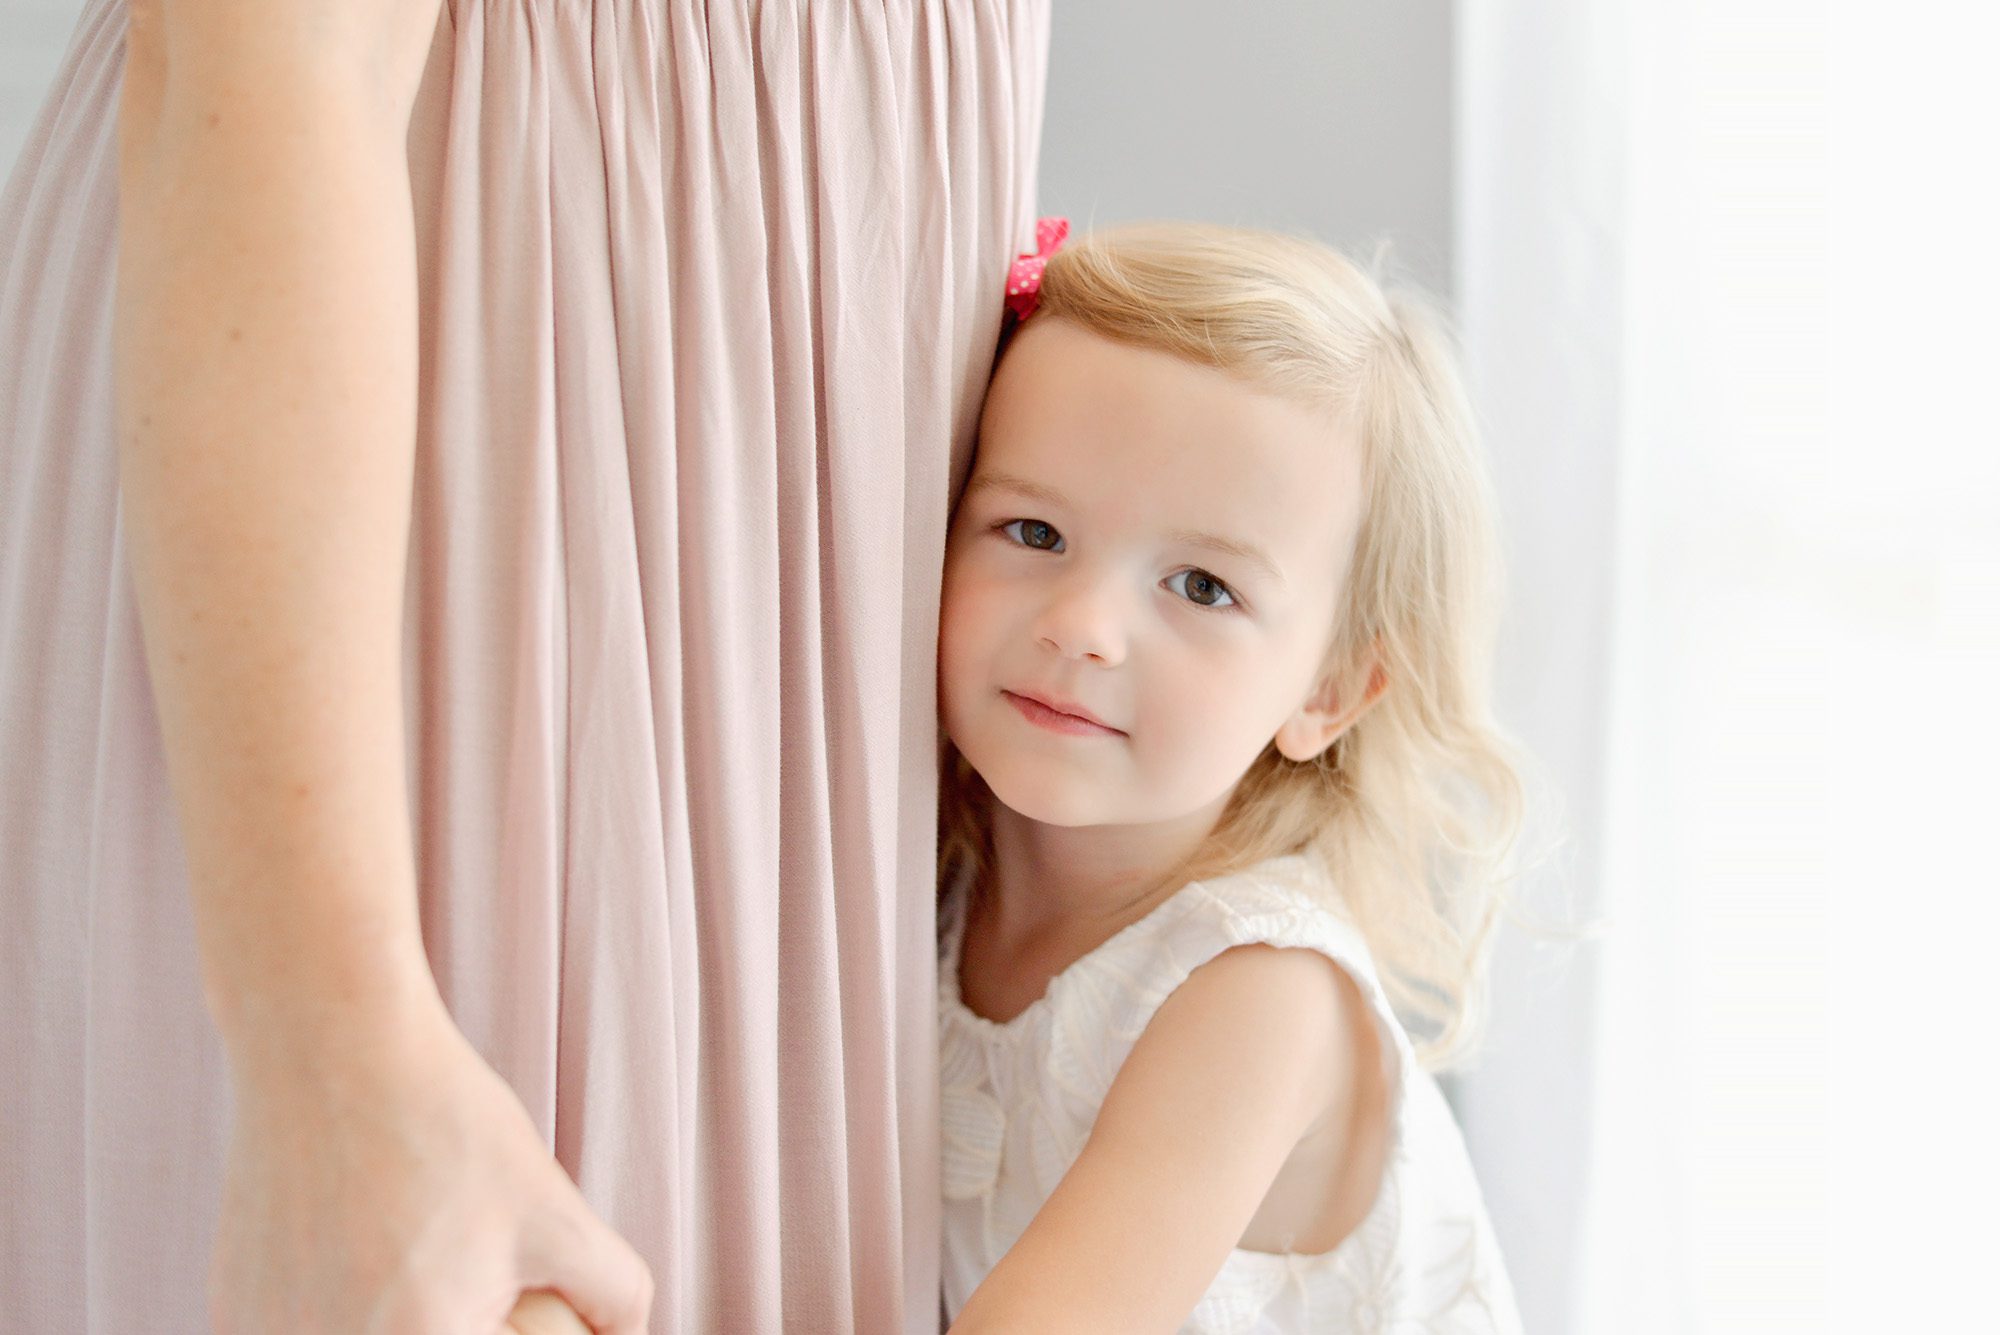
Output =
[{"x1": 0, "y1": 1, "x2": 1049, "y2": 1329}]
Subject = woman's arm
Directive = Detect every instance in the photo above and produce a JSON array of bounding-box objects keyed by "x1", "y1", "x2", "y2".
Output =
[
  {"x1": 947, "y1": 944, "x2": 1371, "y2": 1335},
  {"x1": 113, "y1": 8, "x2": 649, "y2": 1331},
  {"x1": 114, "y1": 2, "x2": 436, "y2": 1058}
]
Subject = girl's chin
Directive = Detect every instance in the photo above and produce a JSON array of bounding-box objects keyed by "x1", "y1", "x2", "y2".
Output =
[{"x1": 977, "y1": 764, "x2": 1113, "y2": 828}]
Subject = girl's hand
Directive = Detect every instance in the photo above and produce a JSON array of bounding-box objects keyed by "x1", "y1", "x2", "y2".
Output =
[
  {"x1": 506, "y1": 1292, "x2": 597, "y2": 1335},
  {"x1": 210, "y1": 995, "x2": 653, "y2": 1335}
]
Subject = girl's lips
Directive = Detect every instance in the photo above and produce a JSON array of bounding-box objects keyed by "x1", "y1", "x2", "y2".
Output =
[{"x1": 1003, "y1": 690, "x2": 1124, "y2": 738}]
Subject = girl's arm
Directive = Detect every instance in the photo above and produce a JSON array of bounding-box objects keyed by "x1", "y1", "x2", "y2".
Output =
[
  {"x1": 116, "y1": 6, "x2": 649, "y2": 1331},
  {"x1": 947, "y1": 944, "x2": 1375, "y2": 1335}
]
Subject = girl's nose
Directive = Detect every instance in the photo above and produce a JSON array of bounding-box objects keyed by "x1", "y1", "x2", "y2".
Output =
[{"x1": 1033, "y1": 572, "x2": 1128, "y2": 666}]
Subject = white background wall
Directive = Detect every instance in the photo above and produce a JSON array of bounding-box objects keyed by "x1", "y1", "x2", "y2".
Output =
[
  {"x1": 0, "y1": 0, "x2": 80, "y2": 176},
  {"x1": 1037, "y1": 1, "x2": 1454, "y2": 298}
]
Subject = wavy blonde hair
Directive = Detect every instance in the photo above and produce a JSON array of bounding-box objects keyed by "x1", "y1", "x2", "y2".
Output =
[{"x1": 940, "y1": 221, "x2": 1530, "y2": 1070}]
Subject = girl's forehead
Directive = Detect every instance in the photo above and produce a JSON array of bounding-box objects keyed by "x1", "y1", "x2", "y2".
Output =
[{"x1": 976, "y1": 322, "x2": 1365, "y2": 570}]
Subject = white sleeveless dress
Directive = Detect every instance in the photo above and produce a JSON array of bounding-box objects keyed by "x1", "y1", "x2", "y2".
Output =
[{"x1": 938, "y1": 851, "x2": 1525, "y2": 1334}]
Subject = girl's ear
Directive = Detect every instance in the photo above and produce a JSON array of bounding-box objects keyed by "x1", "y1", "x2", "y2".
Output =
[{"x1": 1273, "y1": 656, "x2": 1390, "y2": 763}]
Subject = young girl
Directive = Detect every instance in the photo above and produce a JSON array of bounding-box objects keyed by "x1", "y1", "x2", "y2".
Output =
[{"x1": 935, "y1": 220, "x2": 1528, "y2": 1333}]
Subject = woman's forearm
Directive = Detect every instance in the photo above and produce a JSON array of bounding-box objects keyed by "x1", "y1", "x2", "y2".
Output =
[{"x1": 113, "y1": 61, "x2": 438, "y2": 1058}]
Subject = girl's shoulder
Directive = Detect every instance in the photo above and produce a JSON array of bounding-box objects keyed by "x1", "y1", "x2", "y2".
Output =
[
  {"x1": 943, "y1": 849, "x2": 1416, "y2": 1122},
  {"x1": 1139, "y1": 853, "x2": 1405, "y2": 1037},
  {"x1": 1165, "y1": 850, "x2": 1376, "y2": 961},
  {"x1": 1142, "y1": 850, "x2": 1418, "y2": 1092}
]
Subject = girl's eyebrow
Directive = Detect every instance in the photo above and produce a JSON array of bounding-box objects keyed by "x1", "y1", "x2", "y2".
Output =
[
  {"x1": 964, "y1": 470, "x2": 1286, "y2": 585},
  {"x1": 1164, "y1": 527, "x2": 1285, "y2": 585},
  {"x1": 963, "y1": 470, "x2": 1067, "y2": 508}
]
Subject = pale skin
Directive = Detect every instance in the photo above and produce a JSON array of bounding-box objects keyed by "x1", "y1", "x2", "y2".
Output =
[
  {"x1": 116, "y1": 2, "x2": 646, "y2": 1331},
  {"x1": 939, "y1": 316, "x2": 1394, "y2": 1332}
]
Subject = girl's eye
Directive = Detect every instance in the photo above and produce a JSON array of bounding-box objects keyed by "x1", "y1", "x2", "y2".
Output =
[
  {"x1": 1167, "y1": 568, "x2": 1237, "y2": 610},
  {"x1": 994, "y1": 521, "x2": 1237, "y2": 610},
  {"x1": 999, "y1": 519, "x2": 1064, "y2": 552}
]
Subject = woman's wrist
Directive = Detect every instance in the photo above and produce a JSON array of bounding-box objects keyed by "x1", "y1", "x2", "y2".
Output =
[{"x1": 203, "y1": 899, "x2": 446, "y2": 1077}]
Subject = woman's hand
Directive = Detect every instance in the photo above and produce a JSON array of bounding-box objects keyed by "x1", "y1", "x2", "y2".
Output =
[{"x1": 211, "y1": 993, "x2": 653, "y2": 1335}]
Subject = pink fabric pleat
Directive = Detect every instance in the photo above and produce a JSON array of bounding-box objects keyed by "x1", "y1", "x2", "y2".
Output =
[{"x1": 0, "y1": 1, "x2": 1051, "y2": 1330}]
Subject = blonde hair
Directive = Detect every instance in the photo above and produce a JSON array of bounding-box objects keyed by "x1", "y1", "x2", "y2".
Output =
[{"x1": 941, "y1": 221, "x2": 1530, "y2": 1070}]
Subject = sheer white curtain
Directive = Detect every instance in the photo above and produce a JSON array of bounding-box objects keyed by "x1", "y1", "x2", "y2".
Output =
[{"x1": 1453, "y1": 3, "x2": 1997, "y2": 1332}]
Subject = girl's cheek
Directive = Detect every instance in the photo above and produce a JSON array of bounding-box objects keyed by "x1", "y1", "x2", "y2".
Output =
[
  {"x1": 941, "y1": 577, "x2": 998, "y2": 656},
  {"x1": 954, "y1": 566, "x2": 1008, "y2": 619}
]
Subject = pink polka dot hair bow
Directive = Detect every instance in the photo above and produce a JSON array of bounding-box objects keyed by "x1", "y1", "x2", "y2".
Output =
[{"x1": 1005, "y1": 216, "x2": 1070, "y2": 322}]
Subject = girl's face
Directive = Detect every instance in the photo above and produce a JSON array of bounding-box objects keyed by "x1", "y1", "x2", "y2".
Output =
[{"x1": 941, "y1": 317, "x2": 1369, "y2": 831}]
